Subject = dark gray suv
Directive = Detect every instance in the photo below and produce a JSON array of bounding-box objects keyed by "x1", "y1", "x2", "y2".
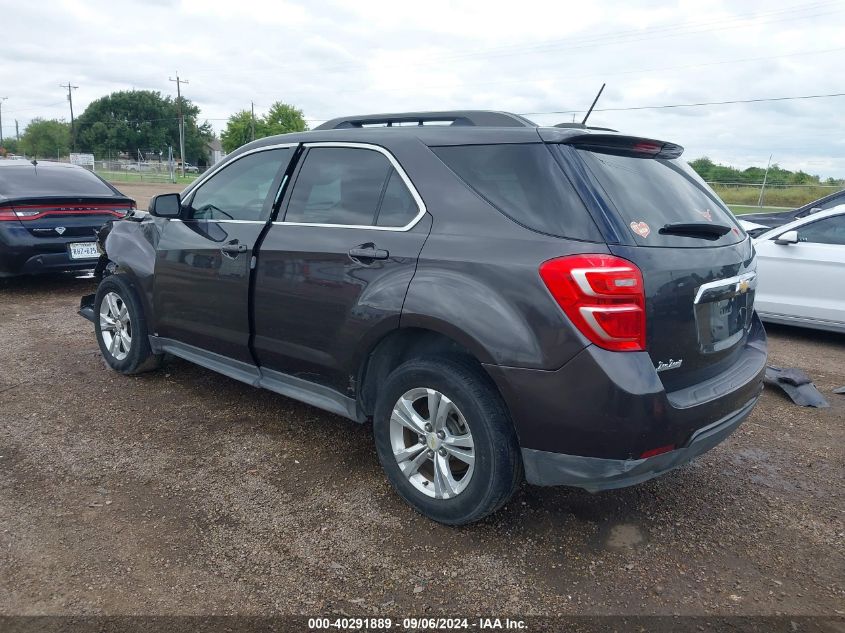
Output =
[{"x1": 80, "y1": 110, "x2": 767, "y2": 525}]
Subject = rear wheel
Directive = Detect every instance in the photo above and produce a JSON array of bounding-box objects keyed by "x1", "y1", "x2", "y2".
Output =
[
  {"x1": 373, "y1": 357, "x2": 522, "y2": 525},
  {"x1": 94, "y1": 275, "x2": 161, "y2": 375}
]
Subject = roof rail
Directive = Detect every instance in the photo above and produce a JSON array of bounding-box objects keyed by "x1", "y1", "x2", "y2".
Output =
[{"x1": 314, "y1": 110, "x2": 537, "y2": 130}]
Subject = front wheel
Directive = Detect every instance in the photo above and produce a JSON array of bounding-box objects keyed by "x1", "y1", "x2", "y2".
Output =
[
  {"x1": 373, "y1": 357, "x2": 522, "y2": 525},
  {"x1": 94, "y1": 275, "x2": 161, "y2": 375}
]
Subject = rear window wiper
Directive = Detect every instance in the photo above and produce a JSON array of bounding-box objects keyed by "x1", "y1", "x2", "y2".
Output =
[{"x1": 659, "y1": 222, "x2": 732, "y2": 240}]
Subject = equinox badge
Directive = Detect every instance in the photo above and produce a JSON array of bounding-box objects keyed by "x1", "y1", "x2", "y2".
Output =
[{"x1": 655, "y1": 359, "x2": 683, "y2": 372}]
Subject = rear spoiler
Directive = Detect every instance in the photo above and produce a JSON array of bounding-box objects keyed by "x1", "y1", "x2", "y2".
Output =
[{"x1": 543, "y1": 131, "x2": 684, "y2": 159}]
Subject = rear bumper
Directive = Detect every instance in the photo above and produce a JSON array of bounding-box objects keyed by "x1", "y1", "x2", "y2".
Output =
[
  {"x1": 521, "y1": 394, "x2": 758, "y2": 489},
  {"x1": 484, "y1": 313, "x2": 767, "y2": 477},
  {"x1": 0, "y1": 228, "x2": 99, "y2": 277}
]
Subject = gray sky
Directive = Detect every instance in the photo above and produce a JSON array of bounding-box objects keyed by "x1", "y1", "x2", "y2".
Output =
[{"x1": 2, "y1": 0, "x2": 844, "y2": 176}]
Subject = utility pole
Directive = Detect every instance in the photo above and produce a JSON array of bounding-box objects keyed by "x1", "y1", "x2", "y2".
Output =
[
  {"x1": 251, "y1": 101, "x2": 256, "y2": 142},
  {"x1": 757, "y1": 154, "x2": 773, "y2": 208},
  {"x1": 169, "y1": 72, "x2": 189, "y2": 177},
  {"x1": 60, "y1": 82, "x2": 78, "y2": 151},
  {"x1": 15, "y1": 119, "x2": 20, "y2": 141},
  {"x1": 0, "y1": 97, "x2": 7, "y2": 145}
]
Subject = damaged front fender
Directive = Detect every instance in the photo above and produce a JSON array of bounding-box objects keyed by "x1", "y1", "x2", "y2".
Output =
[{"x1": 79, "y1": 212, "x2": 163, "y2": 326}]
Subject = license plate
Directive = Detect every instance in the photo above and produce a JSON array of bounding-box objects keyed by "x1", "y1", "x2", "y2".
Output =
[{"x1": 68, "y1": 242, "x2": 99, "y2": 260}]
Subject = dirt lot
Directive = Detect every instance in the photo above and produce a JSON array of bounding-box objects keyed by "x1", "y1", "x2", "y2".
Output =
[
  {"x1": 111, "y1": 182, "x2": 184, "y2": 211},
  {"x1": 0, "y1": 193, "x2": 843, "y2": 617}
]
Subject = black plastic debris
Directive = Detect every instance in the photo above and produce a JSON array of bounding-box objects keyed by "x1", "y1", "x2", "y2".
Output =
[{"x1": 764, "y1": 366, "x2": 829, "y2": 408}]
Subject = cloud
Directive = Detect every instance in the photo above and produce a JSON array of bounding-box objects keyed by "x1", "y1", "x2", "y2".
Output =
[{"x1": 1, "y1": 0, "x2": 843, "y2": 176}]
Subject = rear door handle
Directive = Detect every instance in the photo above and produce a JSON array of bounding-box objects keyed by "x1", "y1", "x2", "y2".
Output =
[
  {"x1": 221, "y1": 241, "x2": 248, "y2": 256},
  {"x1": 348, "y1": 246, "x2": 389, "y2": 261}
]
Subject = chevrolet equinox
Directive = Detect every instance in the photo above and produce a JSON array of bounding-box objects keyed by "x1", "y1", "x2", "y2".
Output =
[{"x1": 79, "y1": 110, "x2": 767, "y2": 525}]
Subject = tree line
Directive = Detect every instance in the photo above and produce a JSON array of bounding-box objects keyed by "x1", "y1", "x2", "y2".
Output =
[
  {"x1": 689, "y1": 157, "x2": 843, "y2": 187},
  {"x1": 0, "y1": 90, "x2": 307, "y2": 165}
]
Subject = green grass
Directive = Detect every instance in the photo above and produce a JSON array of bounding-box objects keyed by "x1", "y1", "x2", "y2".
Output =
[
  {"x1": 728, "y1": 204, "x2": 792, "y2": 215},
  {"x1": 96, "y1": 170, "x2": 199, "y2": 185},
  {"x1": 711, "y1": 184, "x2": 837, "y2": 209}
]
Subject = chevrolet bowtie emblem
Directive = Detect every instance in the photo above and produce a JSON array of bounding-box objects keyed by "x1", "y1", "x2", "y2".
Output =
[{"x1": 737, "y1": 279, "x2": 750, "y2": 293}]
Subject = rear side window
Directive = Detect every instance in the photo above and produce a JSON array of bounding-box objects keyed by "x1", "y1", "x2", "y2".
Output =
[
  {"x1": 285, "y1": 147, "x2": 418, "y2": 227},
  {"x1": 576, "y1": 151, "x2": 743, "y2": 247},
  {"x1": 0, "y1": 165, "x2": 115, "y2": 198},
  {"x1": 433, "y1": 144, "x2": 601, "y2": 241},
  {"x1": 375, "y1": 170, "x2": 418, "y2": 227}
]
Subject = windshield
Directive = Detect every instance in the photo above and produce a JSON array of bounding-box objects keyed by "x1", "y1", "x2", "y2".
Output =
[{"x1": 576, "y1": 150, "x2": 744, "y2": 247}]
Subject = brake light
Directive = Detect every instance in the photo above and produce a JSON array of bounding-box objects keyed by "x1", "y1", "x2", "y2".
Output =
[
  {"x1": 539, "y1": 254, "x2": 646, "y2": 352},
  {"x1": 631, "y1": 141, "x2": 662, "y2": 155},
  {"x1": 0, "y1": 208, "x2": 19, "y2": 221}
]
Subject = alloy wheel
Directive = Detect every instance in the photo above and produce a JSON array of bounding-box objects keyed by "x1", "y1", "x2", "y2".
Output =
[
  {"x1": 99, "y1": 291, "x2": 132, "y2": 361},
  {"x1": 389, "y1": 387, "x2": 475, "y2": 499}
]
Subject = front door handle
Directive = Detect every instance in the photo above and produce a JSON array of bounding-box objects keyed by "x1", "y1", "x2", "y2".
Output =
[
  {"x1": 221, "y1": 241, "x2": 248, "y2": 256},
  {"x1": 348, "y1": 246, "x2": 389, "y2": 261}
]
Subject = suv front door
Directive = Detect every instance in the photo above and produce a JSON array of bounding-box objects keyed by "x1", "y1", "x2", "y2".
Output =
[
  {"x1": 153, "y1": 146, "x2": 295, "y2": 363},
  {"x1": 252, "y1": 143, "x2": 430, "y2": 394}
]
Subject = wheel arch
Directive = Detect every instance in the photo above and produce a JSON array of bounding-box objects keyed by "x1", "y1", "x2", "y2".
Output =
[{"x1": 356, "y1": 326, "x2": 502, "y2": 420}]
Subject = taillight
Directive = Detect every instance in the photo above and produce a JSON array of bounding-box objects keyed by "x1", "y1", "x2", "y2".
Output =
[
  {"x1": 0, "y1": 205, "x2": 130, "y2": 220},
  {"x1": 539, "y1": 254, "x2": 646, "y2": 352}
]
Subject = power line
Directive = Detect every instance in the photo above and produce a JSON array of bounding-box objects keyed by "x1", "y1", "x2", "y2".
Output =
[{"x1": 519, "y1": 91, "x2": 845, "y2": 117}]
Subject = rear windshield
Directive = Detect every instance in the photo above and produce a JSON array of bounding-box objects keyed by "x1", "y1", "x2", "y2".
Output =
[
  {"x1": 0, "y1": 164, "x2": 116, "y2": 198},
  {"x1": 433, "y1": 144, "x2": 602, "y2": 241},
  {"x1": 575, "y1": 150, "x2": 743, "y2": 247}
]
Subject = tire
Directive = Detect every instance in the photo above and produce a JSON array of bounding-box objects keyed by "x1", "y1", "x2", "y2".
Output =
[
  {"x1": 373, "y1": 357, "x2": 522, "y2": 525},
  {"x1": 94, "y1": 275, "x2": 162, "y2": 375}
]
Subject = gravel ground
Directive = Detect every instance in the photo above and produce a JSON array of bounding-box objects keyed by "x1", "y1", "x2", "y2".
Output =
[{"x1": 0, "y1": 273, "x2": 842, "y2": 618}]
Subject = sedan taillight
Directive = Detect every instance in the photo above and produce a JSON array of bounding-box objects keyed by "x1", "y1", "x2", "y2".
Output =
[{"x1": 539, "y1": 254, "x2": 646, "y2": 352}]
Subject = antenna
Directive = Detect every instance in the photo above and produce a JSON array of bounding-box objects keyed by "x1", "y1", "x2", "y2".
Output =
[{"x1": 581, "y1": 83, "x2": 606, "y2": 125}]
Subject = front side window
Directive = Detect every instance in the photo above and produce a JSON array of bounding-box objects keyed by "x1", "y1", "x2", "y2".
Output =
[
  {"x1": 796, "y1": 215, "x2": 845, "y2": 245},
  {"x1": 284, "y1": 147, "x2": 417, "y2": 227},
  {"x1": 188, "y1": 148, "x2": 291, "y2": 221}
]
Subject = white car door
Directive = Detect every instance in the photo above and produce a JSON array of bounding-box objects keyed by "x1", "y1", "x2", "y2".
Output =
[{"x1": 754, "y1": 211, "x2": 845, "y2": 328}]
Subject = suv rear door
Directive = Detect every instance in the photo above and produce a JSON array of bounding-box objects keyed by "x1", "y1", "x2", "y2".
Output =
[
  {"x1": 152, "y1": 146, "x2": 294, "y2": 363},
  {"x1": 555, "y1": 137, "x2": 756, "y2": 392},
  {"x1": 252, "y1": 143, "x2": 430, "y2": 394}
]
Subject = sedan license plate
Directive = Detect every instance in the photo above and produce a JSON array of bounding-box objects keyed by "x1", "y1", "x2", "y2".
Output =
[{"x1": 68, "y1": 242, "x2": 99, "y2": 260}]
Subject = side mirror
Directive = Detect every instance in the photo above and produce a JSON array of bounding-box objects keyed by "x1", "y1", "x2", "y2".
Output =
[
  {"x1": 148, "y1": 193, "x2": 182, "y2": 218},
  {"x1": 774, "y1": 229, "x2": 799, "y2": 245}
]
